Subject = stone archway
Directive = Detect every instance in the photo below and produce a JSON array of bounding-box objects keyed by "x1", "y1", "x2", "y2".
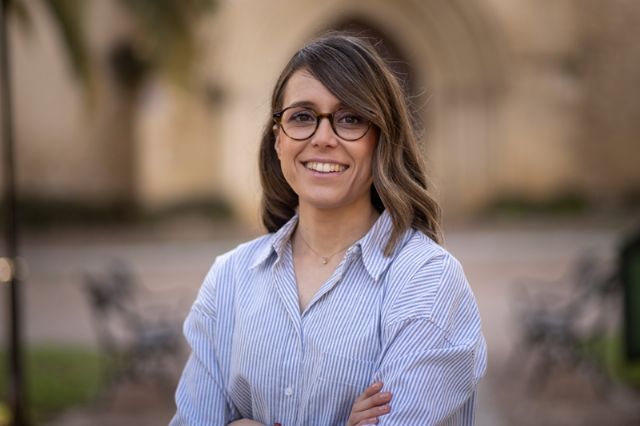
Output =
[
  {"x1": 320, "y1": 19, "x2": 426, "y2": 132},
  {"x1": 213, "y1": 0, "x2": 506, "y2": 224},
  {"x1": 324, "y1": 19, "x2": 417, "y2": 91}
]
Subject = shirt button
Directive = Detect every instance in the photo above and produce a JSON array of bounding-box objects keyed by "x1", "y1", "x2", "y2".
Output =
[{"x1": 284, "y1": 387, "x2": 293, "y2": 396}]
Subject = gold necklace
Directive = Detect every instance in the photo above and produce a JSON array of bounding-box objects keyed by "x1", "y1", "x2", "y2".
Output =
[{"x1": 296, "y1": 230, "x2": 354, "y2": 265}]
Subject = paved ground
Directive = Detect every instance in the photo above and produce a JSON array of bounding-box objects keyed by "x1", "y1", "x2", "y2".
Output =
[{"x1": 2, "y1": 215, "x2": 639, "y2": 425}]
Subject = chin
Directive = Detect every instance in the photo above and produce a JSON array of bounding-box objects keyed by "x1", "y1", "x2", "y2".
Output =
[
  {"x1": 303, "y1": 194, "x2": 367, "y2": 212},
  {"x1": 306, "y1": 200, "x2": 346, "y2": 211},
  {"x1": 299, "y1": 194, "x2": 344, "y2": 210},
  {"x1": 297, "y1": 187, "x2": 371, "y2": 212}
]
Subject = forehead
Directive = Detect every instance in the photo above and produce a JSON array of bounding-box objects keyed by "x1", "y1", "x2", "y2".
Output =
[{"x1": 281, "y1": 69, "x2": 341, "y2": 109}]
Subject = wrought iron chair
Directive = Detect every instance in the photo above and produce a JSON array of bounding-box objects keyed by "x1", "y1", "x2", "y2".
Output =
[
  {"x1": 83, "y1": 261, "x2": 183, "y2": 388},
  {"x1": 511, "y1": 249, "x2": 621, "y2": 392}
]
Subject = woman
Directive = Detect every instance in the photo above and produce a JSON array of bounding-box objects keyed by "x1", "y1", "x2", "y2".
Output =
[{"x1": 171, "y1": 33, "x2": 486, "y2": 425}]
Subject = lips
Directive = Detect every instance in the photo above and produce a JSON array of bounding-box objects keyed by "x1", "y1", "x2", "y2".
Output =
[{"x1": 303, "y1": 161, "x2": 348, "y2": 173}]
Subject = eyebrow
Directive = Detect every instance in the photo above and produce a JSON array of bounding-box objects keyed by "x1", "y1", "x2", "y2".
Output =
[{"x1": 282, "y1": 100, "x2": 346, "y2": 111}]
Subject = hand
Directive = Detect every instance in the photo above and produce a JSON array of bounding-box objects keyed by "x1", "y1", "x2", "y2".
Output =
[
  {"x1": 227, "y1": 420, "x2": 265, "y2": 426},
  {"x1": 347, "y1": 382, "x2": 392, "y2": 426}
]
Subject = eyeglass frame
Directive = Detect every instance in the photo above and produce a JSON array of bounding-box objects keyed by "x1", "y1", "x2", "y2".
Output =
[{"x1": 272, "y1": 106, "x2": 373, "y2": 142}]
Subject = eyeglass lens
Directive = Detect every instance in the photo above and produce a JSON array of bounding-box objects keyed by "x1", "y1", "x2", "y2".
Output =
[{"x1": 280, "y1": 107, "x2": 370, "y2": 141}]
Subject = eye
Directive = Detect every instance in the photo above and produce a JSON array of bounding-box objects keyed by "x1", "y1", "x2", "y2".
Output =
[
  {"x1": 336, "y1": 111, "x2": 365, "y2": 125},
  {"x1": 287, "y1": 110, "x2": 316, "y2": 123}
]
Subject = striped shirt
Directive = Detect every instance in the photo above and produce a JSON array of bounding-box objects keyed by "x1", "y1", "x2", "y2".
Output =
[{"x1": 171, "y1": 210, "x2": 487, "y2": 425}]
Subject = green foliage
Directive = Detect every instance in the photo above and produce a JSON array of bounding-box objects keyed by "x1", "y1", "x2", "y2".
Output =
[
  {"x1": 582, "y1": 334, "x2": 640, "y2": 388},
  {"x1": 488, "y1": 193, "x2": 588, "y2": 217},
  {"x1": 0, "y1": 195, "x2": 233, "y2": 228},
  {"x1": 9, "y1": 198, "x2": 136, "y2": 228},
  {"x1": 0, "y1": 345, "x2": 108, "y2": 422},
  {"x1": 142, "y1": 197, "x2": 234, "y2": 224},
  {"x1": 38, "y1": 0, "x2": 92, "y2": 89},
  {"x1": 5, "y1": 0, "x2": 34, "y2": 32},
  {"x1": 116, "y1": 0, "x2": 216, "y2": 84},
  {"x1": 6, "y1": 0, "x2": 217, "y2": 93}
]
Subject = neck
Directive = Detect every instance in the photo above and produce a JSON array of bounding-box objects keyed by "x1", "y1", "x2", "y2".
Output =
[{"x1": 294, "y1": 200, "x2": 379, "y2": 258}]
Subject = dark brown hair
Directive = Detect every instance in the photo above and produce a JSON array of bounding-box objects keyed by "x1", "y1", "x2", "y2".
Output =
[{"x1": 259, "y1": 33, "x2": 442, "y2": 254}]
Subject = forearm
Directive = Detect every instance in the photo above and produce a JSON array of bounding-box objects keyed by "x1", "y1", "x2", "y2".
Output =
[
  {"x1": 172, "y1": 307, "x2": 238, "y2": 425},
  {"x1": 228, "y1": 420, "x2": 266, "y2": 426},
  {"x1": 373, "y1": 342, "x2": 483, "y2": 425}
]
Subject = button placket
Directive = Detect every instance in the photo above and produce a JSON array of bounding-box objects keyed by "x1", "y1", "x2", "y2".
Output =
[{"x1": 279, "y1": 336, "x2": 303, "y2": 425}]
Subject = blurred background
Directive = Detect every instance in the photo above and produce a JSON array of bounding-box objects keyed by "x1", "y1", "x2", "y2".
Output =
[{"x1": 1, "y1": 0, "x2": 640, "y2": 425}]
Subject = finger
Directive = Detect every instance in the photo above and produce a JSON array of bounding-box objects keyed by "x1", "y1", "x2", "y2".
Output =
[
  {"x1": 357, "y1": 418, "x2": 379, "y2": 426},
  {"x1": 352, "y1": 403, "x2": 391, "y2": 424},
  {"x1": 349, "y1": 398, "x2": 381, "y2": 426},
  {"x1": 357, "y1": 382, "x2": 383, "y2": 402},
  {"x1": 350, "y1": 413, "x2": 376, "y2": 426},
  {"x1": 352, "y1": 391, "x2": 392, "y2": 412},
  {"x1": 364, "y1": 404, "x2": 391, "y2": 418}
]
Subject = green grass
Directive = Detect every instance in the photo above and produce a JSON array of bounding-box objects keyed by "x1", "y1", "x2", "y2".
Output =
[{"x1": 0, "y1": 345, "x2": 109, "y2": 423}]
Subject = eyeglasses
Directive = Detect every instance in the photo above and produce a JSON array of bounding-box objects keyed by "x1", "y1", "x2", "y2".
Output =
[{"x1": 273, "y1": 106, "x2": 372, "y2": 141}]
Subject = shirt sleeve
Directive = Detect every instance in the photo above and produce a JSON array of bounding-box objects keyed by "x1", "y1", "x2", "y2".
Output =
[
  {"x1": 374, "y1": 253, "x2": 487, "y2": 425},
  {"x1": 170, "y1": 260, "x2": 240, "y2": 425}
]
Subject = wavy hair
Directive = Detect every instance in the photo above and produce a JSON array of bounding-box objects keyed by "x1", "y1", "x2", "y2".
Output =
[{"x1": 259, "y1": 33, "x2": 442, "y2": 254}]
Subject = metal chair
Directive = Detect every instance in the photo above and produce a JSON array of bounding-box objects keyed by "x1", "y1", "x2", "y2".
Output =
[
  {"x1": 83, "y1": 261, "x2": 183, "y2": 388},
  {"x1": 511, "y1": 250, "x2": 621, "y2": 392}
]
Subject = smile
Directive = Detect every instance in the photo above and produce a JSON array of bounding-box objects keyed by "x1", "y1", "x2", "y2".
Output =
[{"x1": 303, "y1": 161, "x2": 348, "y2": 173}]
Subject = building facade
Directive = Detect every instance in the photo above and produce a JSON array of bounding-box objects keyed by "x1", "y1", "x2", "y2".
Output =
[{"x1": 4, "y1": 0, "x2": 640, "y2": 226}]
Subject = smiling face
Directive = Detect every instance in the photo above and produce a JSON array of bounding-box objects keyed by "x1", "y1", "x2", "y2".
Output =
[{"x1": 274, "y1": 69, "x2": 378, "y2": 215}]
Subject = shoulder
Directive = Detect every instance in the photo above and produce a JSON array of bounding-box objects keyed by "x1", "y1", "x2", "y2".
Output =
[
  {"x1": 383, "y1": 231, "x2": 485, "y2": 366},
  {"x1": 386, "y1": 230, "x2": 457, "y2": 289},
  {"x1": 207, "y1": 232, "x2": 274, "y2": 275},
  {"x1": 194, "y1": 233, "x2": 274, "y2": 314},
  {"x1": 408, "y1": 231, "x2": 467, "y2": 292},
  {"x1": 384, "y1": 230, "x2": 472, "y2": 328},
  {"x1": 401, "y1": 230, "x2": 451, "y2": 265}
]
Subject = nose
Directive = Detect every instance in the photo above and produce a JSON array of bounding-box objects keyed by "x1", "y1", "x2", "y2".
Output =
[{"x1": 311, "y1": 116, "x2": 338, "y2": 147}]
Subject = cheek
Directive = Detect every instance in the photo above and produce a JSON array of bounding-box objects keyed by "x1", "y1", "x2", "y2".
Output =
[
  {"x1": 277, "y1": 142, "x2": 295, "y2": 164},
  {"x1": 361, "y1": 143, "x2": 377, "y2": 180},
  {"x1": 276, "y1": 144, "x2": 300, "y2": 183}
]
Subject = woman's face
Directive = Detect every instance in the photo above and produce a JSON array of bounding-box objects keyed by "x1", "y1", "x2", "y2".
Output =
[{"x1": 274, "y1": 69, "x2": 378, "y2": 214}]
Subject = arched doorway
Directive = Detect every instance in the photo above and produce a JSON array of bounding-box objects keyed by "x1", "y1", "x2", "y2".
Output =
[
  {"x1": 321, "y1": 19, "x2": 428, "y2": 133},
  {"x1": 214, "y1": 0, "x2": 506, "y2": 224}
]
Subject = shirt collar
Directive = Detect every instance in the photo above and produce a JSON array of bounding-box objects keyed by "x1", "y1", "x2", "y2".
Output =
[
  {"x1": 250, "y1": 209, "x2": 413, "y2": 280},
  {"x1": 250, "y1": 214, "x2": 299, "y2": 269},
  {"x1": 356, "y1": 210, "x2": 413, "y2": 282}
]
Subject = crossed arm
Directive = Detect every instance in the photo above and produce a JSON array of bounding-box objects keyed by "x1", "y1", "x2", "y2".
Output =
[{"x1": 227, "y1": 382, "x2": 391, "y2": 426}]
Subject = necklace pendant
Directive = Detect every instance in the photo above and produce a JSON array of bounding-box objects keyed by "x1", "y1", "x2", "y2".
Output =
[{"x1": 321, "y1": 257, "x2": 328, "y2": 265}]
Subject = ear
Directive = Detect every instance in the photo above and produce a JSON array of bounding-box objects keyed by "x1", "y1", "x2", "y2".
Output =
[{"x1": 273, "y1": 125, "x2": 282, "y2": 159}]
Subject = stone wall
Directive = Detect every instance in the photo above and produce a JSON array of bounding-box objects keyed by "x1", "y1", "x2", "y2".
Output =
[{"x1": 4, "y1": 0, "x2": 639, "y2": 224}]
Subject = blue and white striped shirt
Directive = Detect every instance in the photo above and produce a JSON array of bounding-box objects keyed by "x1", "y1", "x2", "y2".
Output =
[{"x1": 171, "y1": 211, "x2": 486, "y2": 425}]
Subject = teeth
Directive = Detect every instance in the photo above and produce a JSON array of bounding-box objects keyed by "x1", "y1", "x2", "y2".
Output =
[{"x1": 305, "y1": 162, "x2": 347, "y2": 173}]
